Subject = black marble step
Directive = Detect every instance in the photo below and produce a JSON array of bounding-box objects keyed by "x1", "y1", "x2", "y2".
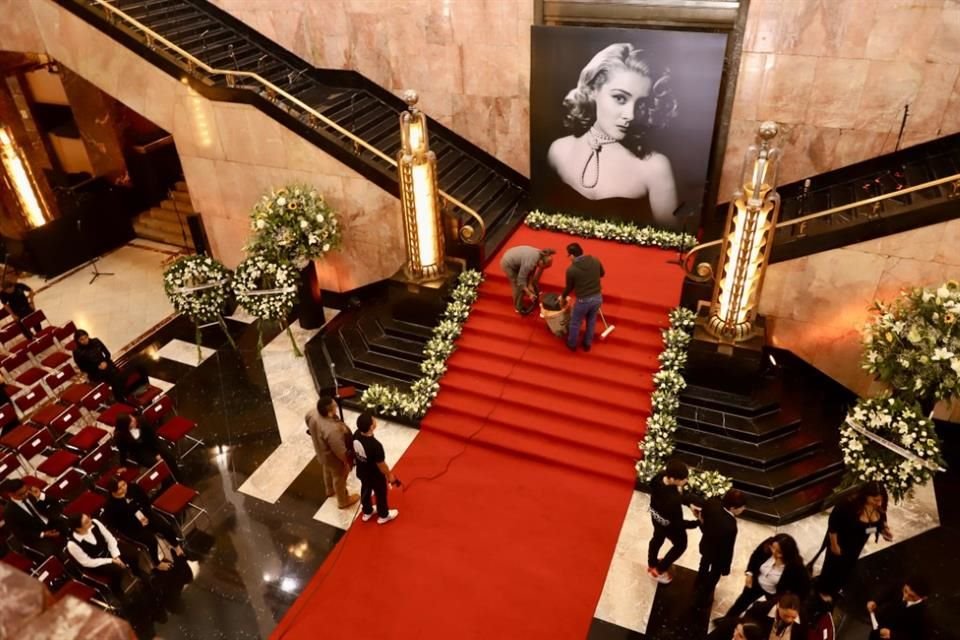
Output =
[
  {"x1": 672, "y1": 424, "x2": 821, "y2": 469},
  {"x1": 379, "y1": 316, "x2": 434, "y2": 343},
  {"x1": 676, "y1": 402, "x2": 802, "y2": 444},
  {"x1": 338, "y1": 326, "x2": 421, "y2": 382},
  {"x1": 680, "y1": 380, "x2": 783, "y2": 416},
  {"x1": 741, "y1": 476, "x2": 841, "y2": 524},
  {"x1": 675, "y1": 449, "x2": 844, "y2": 498},
  {"x1": 356, "y1": 314, "x2": 425, "y2": 362}
]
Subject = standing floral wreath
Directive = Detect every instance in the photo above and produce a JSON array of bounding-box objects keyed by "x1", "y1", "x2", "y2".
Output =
[
  {"x1": 862, "y1": 280, "x2": 960, "y2": 409},
  {"x1": 233, "y1": 255, "x2": 301, "y2": 357},
  {"x1": 162, "y1": 255, "x2": 236, "y2": 361},
  {"x1": 841, "y1": 396, "x2": 945, "y2": 502},
  {"x1": 246, "y1": 184, "x2": 342, "y2": 265}
]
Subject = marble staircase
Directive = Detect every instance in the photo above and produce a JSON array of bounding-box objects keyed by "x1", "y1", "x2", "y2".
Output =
[{"x1": 132, "y1": 181, "x2": 195, "y2": 250}]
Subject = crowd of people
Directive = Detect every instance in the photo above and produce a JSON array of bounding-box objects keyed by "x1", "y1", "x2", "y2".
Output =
[{"x1": 645, "y1": 460, "x2": 929, "y2": 640}]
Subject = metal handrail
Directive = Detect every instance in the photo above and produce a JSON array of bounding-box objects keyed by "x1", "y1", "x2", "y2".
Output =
[
  {"x1": 87, "y1": 0, "x2": 487, "y2": 242},
  {"x1": 682, "y1": 171, "x2": 960, "y2": 279}
]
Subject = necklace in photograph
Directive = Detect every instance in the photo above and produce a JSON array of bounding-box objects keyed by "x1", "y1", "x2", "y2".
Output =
[{"x1": 580, "y1": 126, "x2": 618, "y2": 189}]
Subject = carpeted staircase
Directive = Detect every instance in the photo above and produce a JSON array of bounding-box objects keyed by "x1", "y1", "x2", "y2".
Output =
[{"x1": 273, "y1": 227, "x2": 685, "y2": 640}]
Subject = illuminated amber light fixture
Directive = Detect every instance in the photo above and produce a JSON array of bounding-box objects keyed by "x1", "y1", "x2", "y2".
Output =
[
  {"x1": 397, "y1": 90, "x2": 445, "y2": 280},
  {"x1": 0, "y1": 126, "x2": 49, "y2": 228},
  {"x1": 706, "y1": 121, "x2": 782, "y2": 343}
]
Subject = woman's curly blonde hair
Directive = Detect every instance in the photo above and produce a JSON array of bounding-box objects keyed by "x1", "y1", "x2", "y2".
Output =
[{"x1": 562, "y1": 43, "x2": 678, "y2": 157}]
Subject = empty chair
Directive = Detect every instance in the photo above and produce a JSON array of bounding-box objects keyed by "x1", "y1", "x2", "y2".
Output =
[
  {"x1": 52, "y1": 321, "x2": 78, "y2": 351},
  {"x1": 137, "y1": 460, "x2": 206, "y2": 539},
  {"x1": 0, "y1": 402, "x2": 17, "y2": 435},
  {"x1": 43, "y1": 467, "x2": 88, "y2": 504},
  {"x1": 44, "y1": 364, "x2": 79, "y2": 398},
  {"x1": 28, "y1": 333, "x2": 72, "y2": 371},
  {"x1": 33, "y1": 555, "x2": 103, "y2": 607},
  {"x1": 65, "y1": 425, "x2": 111, "y2": 455},
  {"x1": 35, "y1": 449, "x2": 80, "y2": 482},
  {"x1": 48, "y1": 407, "x2": 85, "y2": 441},
  {"x1": 13, "y1": 384, "x2": 51, "y2": 417},
  {"x1": 2, "y1": 350, "x2": 47, "y2": 389},
  {"x1": 98, "y1": 402, "x2": 136, "y2": 429},
  {"x1": 16, "y1": 426, "x2": 55, "y2": 470},
  {"x1": 63, "y1": 489, "x2": 108, "y2": 519}
]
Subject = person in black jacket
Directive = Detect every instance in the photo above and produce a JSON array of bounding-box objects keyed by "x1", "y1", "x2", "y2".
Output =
[
  {"x1": 722, "y1": 533, "x2": 809, "y2": 620},
  {"x1": 866, "y1": 578, "x2": 930, "y2": 640},
  {"x1": 559, "y1": 242, "x2": 605, "y2": 352},
  {"x1": 0, "y1": 275, "x2": 36, "y2": 339},
  {"x1": 744, "y1": 592, "x2": 807, "y2": 639},
  {"x1": 73, "y1": 329, "x2": 127, "y2": 400},
  {"x1": 695, "y1": 488, "x2": 747, "y2": 597},
  {"x1": 1, "y1": 478, "x2": 67, "y2": 557},
  {"x1": 114, "y1": 413, "x2": 177, "y2": 471},
  {"x1": 646, "y1": 459, "x2": 698, "y2": 584}
]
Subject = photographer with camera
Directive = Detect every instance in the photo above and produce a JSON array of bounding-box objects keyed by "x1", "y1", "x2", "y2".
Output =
[
  {"x1": 499, "y1": 246, "x2": 555, "y2": 314},
  {"x1": 353, "y1": 412, "x2": 399, "y2": 525}
]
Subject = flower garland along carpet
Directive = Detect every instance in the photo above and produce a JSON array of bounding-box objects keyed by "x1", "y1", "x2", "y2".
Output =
[{"x1": 272, "y1": 226, "x2": 685, "y2": 640}]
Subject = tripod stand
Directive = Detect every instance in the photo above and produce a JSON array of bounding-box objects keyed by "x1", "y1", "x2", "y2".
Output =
[{"x1": 88, "y1": 257, "x2": 113, "y2": 285}]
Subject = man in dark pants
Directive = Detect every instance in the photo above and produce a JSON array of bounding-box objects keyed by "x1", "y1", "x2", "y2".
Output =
[
  {"x1": 560, "y1": 242, "x2": 604, "y2": 352},
  {"x1": 73, "y1": 329, "x2": 142, "y2": 401},
  {"x1": 500, "y1": 246, "x2": 555, "y2": 314},
  {"x1": 0, "y1": 275, "x2": 36, "y2": 339},
  {"x1": 353, "y1": 412, "x2": 398, "y2": 525},
  {"x1": 2, "y1": 478, "x2": 67, "y2": 557},
  {"x1": 647, "y1": 459, "x2": 698, "y2": 584},
  {"x1": 695, "y1": 488, "x2": 747, "y2": 597},
  {"x1": 867, "y1": 578, "x2": 930, "y2": 640}
]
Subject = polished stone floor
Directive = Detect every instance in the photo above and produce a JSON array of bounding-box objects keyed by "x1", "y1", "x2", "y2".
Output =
[{"x1": 24, "y1": 253, "x2": 959, "y2": 639}]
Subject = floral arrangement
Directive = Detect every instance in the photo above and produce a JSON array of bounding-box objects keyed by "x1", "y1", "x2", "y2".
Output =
[
  {"x1": 525, "y1": 209, "x2": 696, "y2": 250},
  {"x1": 841, "y1": 396, "x2": 944, "y2": 502},
  {"x1": 862, "y1": 280, "x2": 960, "y2": 408},
  {"x1": 361, "y1": 270, "x2": 484, "y2": 420},
  {"x1": 246, "y1": 184, "x2": 342, "y2": 265},
  {"x1": 636, "y1": 306, "x2": 733, "y2": 499},
  {"x1": 162, "y1": 255, "x2": 236, "y2": 360},
  {"x1": 233, "y1": 255, "x2": 301, "y2": 356}
]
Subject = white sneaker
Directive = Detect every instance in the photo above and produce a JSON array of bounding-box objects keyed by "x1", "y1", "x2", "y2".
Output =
[
  {"x1": 656, "y1": 572, "x2": 673, "y2": 584},
  {"x1": 361, "y1": 512, "x2": 375, "y2": 522},
  {"x1": 377, "y1": 509, "x2": 399, "y2": 525}
]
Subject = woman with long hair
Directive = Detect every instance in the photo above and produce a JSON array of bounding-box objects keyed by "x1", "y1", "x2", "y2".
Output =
[
  {"x1": 722, "y1": 533, "x2": 809, "y2": 620},
  {"x1": 546, "y1": 43, "x2": 679, "y2": 226},
  {"x1": 817, "y1": 481, "x2": 893, "y2": 597}
]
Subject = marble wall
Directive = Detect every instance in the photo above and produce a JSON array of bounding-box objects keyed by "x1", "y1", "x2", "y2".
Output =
[
  {"x1": 759, "y1": 217, "x2": 960, "y2": 419},
  {"x1": 208, "y1": 0, "x2": 533, "y2": 175},
  {"x1": 0, "y1": 0, "x2": 405, "y2": 289}
]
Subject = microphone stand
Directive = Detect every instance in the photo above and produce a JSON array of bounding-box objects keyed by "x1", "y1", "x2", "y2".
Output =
[{"x1": 77, "y1": 217, "x2": 114, "y2": 285}]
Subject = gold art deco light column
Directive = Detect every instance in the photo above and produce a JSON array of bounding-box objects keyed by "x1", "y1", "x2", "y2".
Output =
[
  {"x1": 397, "y1": 90, "x2": 445, "y2": 281},
  {"x1": 0, "y1": 126, "x2": 49, "y2": 228},
  {"x1": 706, "y1": 121, "x2": 782, "y2": 343}
]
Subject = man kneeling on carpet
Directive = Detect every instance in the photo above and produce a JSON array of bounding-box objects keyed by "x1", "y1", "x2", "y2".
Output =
[
  {"x1": 353, "y1": 412, "x2": 399, "y2": 525},
  {"x1": 539, "y1": 292, "x2": 571, "y2": 337},
  {"x1": 500, "y1": 245, "x2": 555, "y2": 314}
]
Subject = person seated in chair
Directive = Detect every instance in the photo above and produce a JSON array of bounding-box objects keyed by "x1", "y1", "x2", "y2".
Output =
[
  {"x1": 866, "y1": 578, "x2": 930, "y2": 640},
  {"x1": 73, "y1": 329, "x2": 125, "y2": 399},
  {"x1": 0, "y1": 274, "x2": 36, "y2": 340},
  {"x1": 115, "y1": 413, "x2": 177, "y2": 471},
  {"x1": 65, "y1": 513, "x2": 138, "y2": 598},
  {"x1": 1, "y1": 478, "x2": 67, "y2": 558}
]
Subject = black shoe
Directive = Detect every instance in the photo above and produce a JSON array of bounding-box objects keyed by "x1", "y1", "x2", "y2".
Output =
[
  {"x1": 582, "y1": 344, "x2": 591, "y2": 352},
  {"x1": 566, "y1": 343, "x2": 577, "y2": 352}
]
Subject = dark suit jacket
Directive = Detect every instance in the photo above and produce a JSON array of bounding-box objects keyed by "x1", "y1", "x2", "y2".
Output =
[
  {"x1": 103, "y1": 483, "x2": 153, "y2": 540},
  {"x1": 115, "y1": 425, "x2": 162, "y2": 467},
  {"x1": 698, "y1": 497, "x2": 738, "y2": 574},
  {"x1": 870, "y1": 599, "x2": 927, "y2": 640},
  {"x1": 4, "y1": 495, "x2": 60, "y2": 545},
  {"x1": 746, "y1": 537, "x2": 811, "y2": 599},
  {"x1": 73, "y1": 338, "x2": 113, "y2": 379}
]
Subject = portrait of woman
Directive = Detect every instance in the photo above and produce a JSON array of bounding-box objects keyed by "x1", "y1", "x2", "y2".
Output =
[
  {"x1": 547, "y1": 43, "x2": 679, "y2": 225},
  {"x1": 530, "y1": 26, "x2": 728, "y2": 231}
]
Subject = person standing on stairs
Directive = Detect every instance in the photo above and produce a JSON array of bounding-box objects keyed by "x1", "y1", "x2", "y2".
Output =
[
  {"x1": 647, "y1": 459, "x2": 698, "y2": 584},
  {"x1": 353, "y1": 412, "x2": 399, "y2": 525},
  {"x1": 306, "y1": 395, "x2": 360, "y2": 510},
  {"x1": 500, "y1": 246, "x2": 556, "y2": 314},
  {"x1": 560, "y1": 242, "x2": 605, "y2": 352}
]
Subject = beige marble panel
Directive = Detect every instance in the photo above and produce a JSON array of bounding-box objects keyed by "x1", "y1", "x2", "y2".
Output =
[
  {"x1": 832, "y1": 129, "x2": 892, "y2": 168},
  {"x1": 864, "y1": 4, "x2": 941, "y2": 61},
  {"x1": 213, "y1": 103, "x2": 287, "y2": 169},
  {"x1": 929, "y1": 7, "x2": 960, "y2": 63},
  {"x1": 757, "y1": 54, "x2": 818, "y2": 124},
  {"x1": 777, "y1": 124, "x2": 841, "y2": 185},
  {"x1": 0, "y1": 0, "x2": 45, "y2": 52},
  {"x1": 854, "y1": 60, "x2": 924, "y2": 132},
  {"x1": 908, "y1": 63, "x2": 960, "y2": 134},
  {"x1": 741, "y1": 0, "x2": 780, "y2": 53},
  {"x1": 806, "y1": 58, "x2": 870, "y2": 129}
]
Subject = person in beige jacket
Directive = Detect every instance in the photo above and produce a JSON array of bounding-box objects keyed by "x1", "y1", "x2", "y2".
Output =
[{"x1": 305, "y1": 396, "x2": 359, "y2": 509}]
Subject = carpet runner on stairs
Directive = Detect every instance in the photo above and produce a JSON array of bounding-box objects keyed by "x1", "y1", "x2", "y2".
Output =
[{"x1": 272, "y1": 227, "x2": 685, "y2": 640}]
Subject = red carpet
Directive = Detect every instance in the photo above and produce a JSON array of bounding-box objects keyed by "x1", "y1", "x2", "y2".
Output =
[{"x1": 272, "y1": 227, "x2": 684, "y2": 640}]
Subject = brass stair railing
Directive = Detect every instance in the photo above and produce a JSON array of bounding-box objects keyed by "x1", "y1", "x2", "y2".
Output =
[
  {"x1": 683, "y1": 171, "x2": 960, "y2": 282},
  {"x1": 86, "y1": 0, "x2": 486, "y2": 243}
]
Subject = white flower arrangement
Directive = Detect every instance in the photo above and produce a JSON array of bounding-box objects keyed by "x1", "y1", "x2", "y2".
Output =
[
  {"x1": 162, "y1": 255, "x2": 236, "y2": 360},
  {"x1": 841, "y1": 396, "x2": 944, "y2": 502},
  {"x1": 233, "y1": 255, "x2": 302, "y2": 357},
  {"x1": 636, "y1": 305, "x2": 733, "y2": 499},
  {"x1": 525, "y1": 209, "x2": 697, "y2": 250},
  {"x1": 246, "y1": 184, "x2": 342, "y2": 265},
  {"x1": 360, "y1": 270, "x2": 484, "y2": 420},
  {"x1": 862, "y1": 280, "x2": 960, "y2": 407}
]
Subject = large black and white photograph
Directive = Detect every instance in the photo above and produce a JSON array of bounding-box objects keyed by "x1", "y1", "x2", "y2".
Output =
[{"x1": 530, "y1": 26, "x2": 728, "y2": 230}]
